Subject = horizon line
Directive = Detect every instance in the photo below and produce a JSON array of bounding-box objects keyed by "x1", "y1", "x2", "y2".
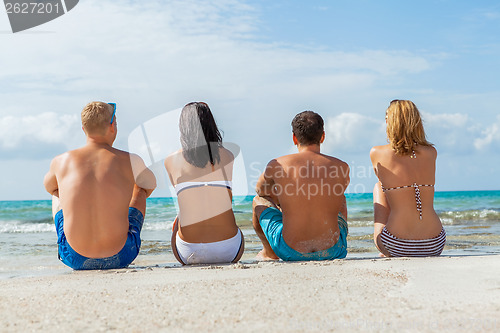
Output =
[{"x1": 1, "y1": 189, "x2": 500, "y2": 203}]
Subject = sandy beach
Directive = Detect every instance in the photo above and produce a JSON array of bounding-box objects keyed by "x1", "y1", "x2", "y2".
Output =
[{"x1": 1, "y1": 255, "x2": 499, "y2": 332}]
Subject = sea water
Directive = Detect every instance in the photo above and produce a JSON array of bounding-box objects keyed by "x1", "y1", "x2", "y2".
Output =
[{"x1": 1, "y1": 191, "x2": 499, "y2": 279}]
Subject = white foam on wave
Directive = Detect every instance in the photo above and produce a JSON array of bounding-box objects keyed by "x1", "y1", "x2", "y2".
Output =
[
  {"x1": 346, "y1": 220, "x2": 373, "y2": 227},
  {"x1": 0, "y1": 221, "x2": 53, "y2": 233},
  {"x1": 1, "y1": 219, "x2": 177, "y2": 233},
  {"x1": 142, "y1": 221, "x2": 174, "y2": 231},
  {"x1": 479, "y1": 209, "x2": 499, "y2": 218},
  {"x1": 440, "y1": 217, "x2": 455, "y2": 225},
  {"x1": 442, "y1": 209, "x2": 500, "y2": 220}
]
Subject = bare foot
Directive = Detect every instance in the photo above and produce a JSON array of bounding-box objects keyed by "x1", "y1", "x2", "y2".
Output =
[
  {"x1": 255, "y1": 249, "x2": 279, "y2": 261},
  {"x1": 378, "y1": 252, "x2": 387, "y2": 258}
]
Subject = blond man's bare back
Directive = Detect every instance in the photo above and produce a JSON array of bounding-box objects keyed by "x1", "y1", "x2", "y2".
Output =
[
  {"x1": 44, "y1": 101, "x2": 156, "y2": 269},
  {"x1": 49, "y1": 143, "x2": 140, "y2": 257}
]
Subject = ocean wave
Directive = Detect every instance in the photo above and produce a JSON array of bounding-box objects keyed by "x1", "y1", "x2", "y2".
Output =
[
  {"x1": 438, "y1": 209, "x2": 500, "y2": 222},
  {"x1": 143, "y1": 221, "x2": 174, "y2": 231},
  {"x1": 2, "y1": 208, "x2": 499, "y2": 233},
  {"x1": 346, "y1": 220, "x2": 373, "y2": 227},
  {"x1": 0, "y1": 219, "x2": 177, "y2": 233},
  {"x1": 0, "y1": 220, "x2": 54, "y2": 233},
  {"x1": 348, "y1": 209, "x2": 500, "y2": 226}
]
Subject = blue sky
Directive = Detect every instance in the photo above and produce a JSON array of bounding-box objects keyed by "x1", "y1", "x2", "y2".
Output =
[{"x1": 0, "y1": 0, "x2": 499, "y2": 200}]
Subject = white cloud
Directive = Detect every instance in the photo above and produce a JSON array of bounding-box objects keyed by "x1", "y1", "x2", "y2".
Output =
[
  {"x1": 321, "y1": 111, "x2": 499, "y2": 157},
  {"x1": 323, "y1": 113, "x2": 385, "y2": 154},
  {"x1": 2, "y1": 0, "x2": 498, "y2": 198},
  {"x1": 0, "y1": 2, "x2": 432, "y2": 97},
  {"x1": 422, "y1": 112, "x2": 478, "y2": 153},
  {"x1": 423, "y1": 112, "x2": 469, "y2": 128},
  {"x1": 408, "y1": 111, "x2": 500, "y2": 155},
  {"x1": 0, "y1": 0, "x2": 439, "y2": 159},
  {"x1": 474, "y1": 115, "x2": 500, "y2": 151},
  {"x1": 0, "y1": 113, "x2": 80, "y2": 158}
]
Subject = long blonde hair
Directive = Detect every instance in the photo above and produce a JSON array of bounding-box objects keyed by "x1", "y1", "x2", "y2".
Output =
[{"x1": 386, "y1": 100, "x2": 432, "y2": 155}]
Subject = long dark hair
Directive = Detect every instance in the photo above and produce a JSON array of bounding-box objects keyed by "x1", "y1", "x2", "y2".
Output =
[{"x1": 180, "y1": 102, "x2": 223, "y2": 168}]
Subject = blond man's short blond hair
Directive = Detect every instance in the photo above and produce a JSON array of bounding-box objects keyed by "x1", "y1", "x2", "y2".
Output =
[{"x1": 81, "y1": 102, "x2": 113, "y2": 135}]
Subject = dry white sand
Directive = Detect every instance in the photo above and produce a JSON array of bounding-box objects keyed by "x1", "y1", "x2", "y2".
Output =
[{"x1": 1, "y1": 255, "x2": 499, "y2": 332}]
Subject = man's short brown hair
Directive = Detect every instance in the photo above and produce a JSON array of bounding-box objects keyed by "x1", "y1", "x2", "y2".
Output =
[
  {"x1": 81, "y1": 102, "x2": 113, "y2": 135},
  {"x1": 291, "y1": 111, "x2": 324, "y2": 145}
]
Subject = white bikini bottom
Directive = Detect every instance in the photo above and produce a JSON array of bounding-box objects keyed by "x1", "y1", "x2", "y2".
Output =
[{"x1": 175, "y1": 229, "x2": 243, "y2": 265}]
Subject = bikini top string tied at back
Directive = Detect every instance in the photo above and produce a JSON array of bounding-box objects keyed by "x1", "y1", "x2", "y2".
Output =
[
  {"x1": 381, "y1": 149, "x2": 434, "y2": 220},
  {"x1": 410, "y1": 149, "x2": 417, "y2": 159}
]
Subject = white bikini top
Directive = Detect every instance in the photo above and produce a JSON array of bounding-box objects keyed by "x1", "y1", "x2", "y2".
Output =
[{"x1": 174, "y1": 180, "x2": 233, "y2": 195}]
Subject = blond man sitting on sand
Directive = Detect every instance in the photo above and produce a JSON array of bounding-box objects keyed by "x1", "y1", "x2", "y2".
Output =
[
  {"x1": 252, "y1": 111, "x2": 350, "y2": 261},
  {"x1": 43, "y1": 102, "x2": 156, "y2": 270}
]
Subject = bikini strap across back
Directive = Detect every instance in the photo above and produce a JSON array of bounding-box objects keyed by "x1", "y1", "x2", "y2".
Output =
[
  {"x1": 380, "y1": 149, "x2": 434, "y2": 220},
  {"x1": 174, "y1": 180, "x2": 233, "y2": 195}
]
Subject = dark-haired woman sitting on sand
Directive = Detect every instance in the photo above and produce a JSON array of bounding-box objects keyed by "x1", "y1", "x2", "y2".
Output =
[
  {"x1": 370, "y1": 100, "x2": 446, "y2": 257},
  {"x1": 165, "y1": 102, "x2": 244, "y2": 265}
]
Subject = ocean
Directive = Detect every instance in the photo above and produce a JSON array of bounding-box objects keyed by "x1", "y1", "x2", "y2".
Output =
[{"x1": 1, "y1": 191, "x2": 499, "y2": 279}]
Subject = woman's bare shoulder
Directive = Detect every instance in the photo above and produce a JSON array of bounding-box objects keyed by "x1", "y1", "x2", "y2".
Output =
[
  {"x1": 219, "y1": 147, "x2": 235, "y2": 162},
  {"x1": 164, "y1": 149, "x2": 183, "y2": 168},
  {"x1": 370, "y1": 144, "x2": 391, "y2": 159},
  {"x1": 419, "y1": 145, "x2": 437, "y2": 158}
]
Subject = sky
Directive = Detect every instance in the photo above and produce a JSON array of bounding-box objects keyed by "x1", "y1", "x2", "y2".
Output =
[{"x1": 0, "y1": 0, "x2": 499, "y2": 200}]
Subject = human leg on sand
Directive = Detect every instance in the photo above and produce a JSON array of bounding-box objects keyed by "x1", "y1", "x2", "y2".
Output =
[
  {"x1": 373, "y1": 182, "x2": 391, "y2": 257},
  {"x1": 252, "y1": 195, "x2": 279, "y2": 260}
]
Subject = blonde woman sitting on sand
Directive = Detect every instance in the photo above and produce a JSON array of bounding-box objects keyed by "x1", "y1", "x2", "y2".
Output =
[
  {"x1": 165, "y1": 102, "x2": 244, "y2": 265},
  {"x1": 370, "y1": 100, "x2": 446, "y2": 257}
]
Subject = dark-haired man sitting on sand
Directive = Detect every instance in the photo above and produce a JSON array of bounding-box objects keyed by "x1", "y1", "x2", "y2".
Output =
[
  {"x1": 252, "y1": 111, "x2": 350, "y2": 261},
  {"x1": 43, "y1": 102, "x2": 156, "y2": 270}
]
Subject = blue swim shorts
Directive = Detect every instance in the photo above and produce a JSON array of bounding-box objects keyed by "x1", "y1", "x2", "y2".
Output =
[
  {"x1": 54, "y1": 208, "x2": 144, "y2": 270},
  {"x1": 259, "y1": 207, "x2": 348, "y2": 261}
]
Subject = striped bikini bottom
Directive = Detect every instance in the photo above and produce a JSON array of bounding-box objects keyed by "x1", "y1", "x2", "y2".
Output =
[{"x1": 380, "y1": 227, "x2": 446, "y2": 257}]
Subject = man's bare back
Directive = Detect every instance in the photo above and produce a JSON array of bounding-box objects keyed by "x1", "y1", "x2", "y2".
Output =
[
  {"x1": 264, "y1": 151, "x2": 349, "y2": 252},
  {"x1": 49, "y1": 144, "x2": 142, "y2": 257},
  {"x1": 252, "y1": 111, "x2": 350, "y2": 261},
  {"x1": 44, "y1": 102, "x2": 156, "y2": 267}
]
